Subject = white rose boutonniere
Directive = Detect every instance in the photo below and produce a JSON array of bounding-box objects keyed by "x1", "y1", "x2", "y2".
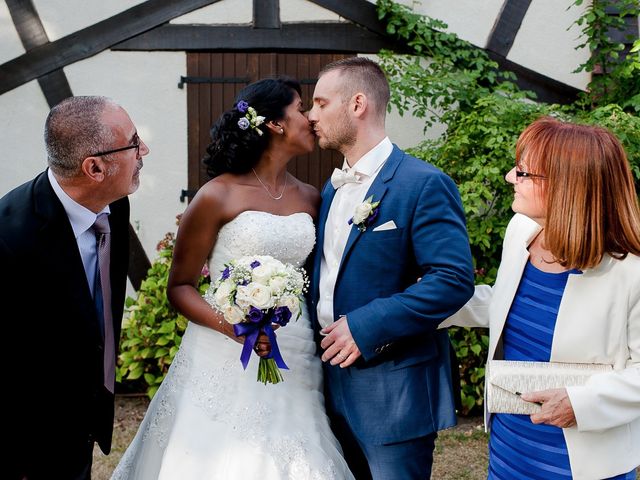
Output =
[{"x1": 349, "y1": 196, "x2": 381, "y2": 232}]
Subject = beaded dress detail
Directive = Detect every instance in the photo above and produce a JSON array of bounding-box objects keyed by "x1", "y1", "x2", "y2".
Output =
[{"x1": 112, "y1": 211, "x2": 354, "y2": 480}]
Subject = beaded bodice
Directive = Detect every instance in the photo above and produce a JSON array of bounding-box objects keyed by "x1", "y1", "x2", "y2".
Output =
[{"x1": 209, "y1": 210, "x2": 316, "y2": 277}]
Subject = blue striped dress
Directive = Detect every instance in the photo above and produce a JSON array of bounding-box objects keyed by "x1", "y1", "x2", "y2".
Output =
[{"x1": 488, "y1": 261, "x2": 636, "y2": 480}]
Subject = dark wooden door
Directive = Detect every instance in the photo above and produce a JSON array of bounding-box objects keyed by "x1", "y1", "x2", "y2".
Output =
[{"x1": 186, "y1": 52, "x2": 352, "y2": 193}]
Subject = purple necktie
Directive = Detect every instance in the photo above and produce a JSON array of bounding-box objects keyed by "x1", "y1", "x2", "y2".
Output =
[{"x1": 94, "y1": 213, "x2": 115, "y2": 393}]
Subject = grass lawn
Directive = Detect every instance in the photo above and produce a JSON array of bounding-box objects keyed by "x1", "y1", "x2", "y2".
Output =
[{"x1": 93, "y1": 395, "x2": 489, "y2": 479}]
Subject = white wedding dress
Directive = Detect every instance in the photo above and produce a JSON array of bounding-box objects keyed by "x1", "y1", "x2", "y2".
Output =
[{"x1": 112, "y1": 211, "x2": 353, "y2": 480}]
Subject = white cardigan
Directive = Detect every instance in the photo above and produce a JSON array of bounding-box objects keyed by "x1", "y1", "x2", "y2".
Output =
[{"x1": 442, "y1": 213, "x2": 640, "y2": 480}]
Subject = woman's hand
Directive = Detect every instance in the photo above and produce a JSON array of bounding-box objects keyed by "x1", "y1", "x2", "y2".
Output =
[
  {"x1": 225, "y1": 324, "x2": 280, "y2": 356},
  {"x1": 522, "y1": 388, "x2": 577, "y2": 428},
  {"x1": 253, "y1": 332, "x2": 273, "y2": 358}
]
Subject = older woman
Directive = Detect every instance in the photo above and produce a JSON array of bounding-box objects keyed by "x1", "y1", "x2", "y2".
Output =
[{"x1": 443, "y1": 117, "x2": 640, "y2": 479}]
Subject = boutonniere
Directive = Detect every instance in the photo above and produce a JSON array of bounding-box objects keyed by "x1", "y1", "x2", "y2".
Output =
[{"x1": 348, "y1": 196, "x2": 380, "y2": 232}]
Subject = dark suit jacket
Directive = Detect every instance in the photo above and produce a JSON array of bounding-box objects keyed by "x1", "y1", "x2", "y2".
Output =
[
  {"x1": 311, "y1": 146, "x2": 474, "y2": 445},
  {"x1": 1, "y1": 171, "x2": 129, "y2": 478}
]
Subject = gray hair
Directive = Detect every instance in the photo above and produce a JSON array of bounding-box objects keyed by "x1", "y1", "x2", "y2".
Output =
[
  {"x1": 319, "y1": 57, "x2": 390, "y2": 122},
  {"x1": 45, "y1": 96, "x2": 118, "y2": 177}
]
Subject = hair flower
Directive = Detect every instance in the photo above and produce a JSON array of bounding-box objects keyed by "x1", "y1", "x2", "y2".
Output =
[
  {"x1": 236, "y1": 101, "x2": 265, "y2": 136},
  {"x1": 236, "y1": 100, "x2": 249, "y2": 113}
]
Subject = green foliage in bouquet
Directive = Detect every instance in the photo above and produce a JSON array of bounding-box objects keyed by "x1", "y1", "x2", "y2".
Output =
[
  {"x1": 376, "y1": 0, "x2": 640, "y2": 415},
  {"x1": 117, "y1": 228, "x2": 210, "y2": 398}
]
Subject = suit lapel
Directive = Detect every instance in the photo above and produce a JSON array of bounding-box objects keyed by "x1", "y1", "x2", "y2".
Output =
[
  {"x1": 489, "y1": 225, "x2": 541, "y2": 359},
  {"x1": 312, "y1": 180, "x2": 337, "y2": 303},
  {"x1": 33, "y1": 172, "x2": 101, "y2": 339},
  {"x1": 338, "y1": 146, "x2": 403, "y2": 268}
]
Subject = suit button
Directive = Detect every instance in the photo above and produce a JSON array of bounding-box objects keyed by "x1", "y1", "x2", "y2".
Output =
[{"x1": 374, "y1": 347, "x2": 382, "y2": 354}]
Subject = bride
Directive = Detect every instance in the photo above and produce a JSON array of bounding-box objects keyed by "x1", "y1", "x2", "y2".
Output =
[{"x1": 112, "y1": 78, "x2": 354, "y2": 479}]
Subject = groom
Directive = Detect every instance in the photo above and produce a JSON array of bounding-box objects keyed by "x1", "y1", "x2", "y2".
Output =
[{"x1": 309, "y1": 58, "x2": 475, "y2": 479}]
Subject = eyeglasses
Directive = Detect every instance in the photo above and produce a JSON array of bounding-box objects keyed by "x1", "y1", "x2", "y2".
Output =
[
  {"x1": 515, "y1": 169, "x2": 546, "y2": 181},
  {"x1": 90, "y1": 134, "x2": 140, "y2": 157}
]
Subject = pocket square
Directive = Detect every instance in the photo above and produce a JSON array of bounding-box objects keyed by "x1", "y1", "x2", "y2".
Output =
[{"x1": 372, "y1": 220, "x2": 397, "y2": 232}]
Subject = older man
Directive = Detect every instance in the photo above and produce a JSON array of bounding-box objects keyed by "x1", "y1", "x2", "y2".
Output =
[{"x1": 1, "y1": 96, "x2": 149, "y2": 479}]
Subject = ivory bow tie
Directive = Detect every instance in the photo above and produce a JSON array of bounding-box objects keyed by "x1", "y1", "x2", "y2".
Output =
[{"x1": 330, "y1": 168, "x2": 360, "y2": 189}]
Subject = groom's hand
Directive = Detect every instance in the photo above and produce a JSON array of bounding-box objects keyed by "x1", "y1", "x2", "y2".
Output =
[{"x1": 320, "y1": 316, "x2": 361, "y2": 368}]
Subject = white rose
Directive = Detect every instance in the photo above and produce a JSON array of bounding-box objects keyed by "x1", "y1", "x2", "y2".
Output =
[
  {"x1": 278, "y1": 295, "x2": 300, "y2": 318},
  {"x1": 251, "y1": 263, "x2": 276, "y2": 285},
  {"x1": 222, "y1": 305, "x2": 246, "y2": 324},
  {"x1": 234, "y1": 285, "x2": 252, "y2": 311},
  {"x1": 352, "y1": 202, "x2": 373, "y2": 224},
  {"x1": 213, "y1": 280, "x2": 234, "y2": 308},
  {"x1": 237, "y1": 282, "x2": 274, "y2": 310},
  {"x1": 269, "y1": 275, "x2": 287, "y2": 295}
]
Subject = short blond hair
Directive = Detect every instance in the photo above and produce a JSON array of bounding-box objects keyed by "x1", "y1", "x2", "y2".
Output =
[{"x1": 319, "y1": 57, "x2": 390, "y2": 122}]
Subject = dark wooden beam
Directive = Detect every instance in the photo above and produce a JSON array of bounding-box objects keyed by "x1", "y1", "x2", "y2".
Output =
[
  {"x1": 0, "y1": 0, "x2": 221, "y2": 95},
  {"x1": 6, "y1": 0, "x2": 72, "y2": 107},
  {"x1": 253, "y1": 0, "x2": 280, "y2": 29},
  {"x1": 487, "y1": 51, "x2": 581, "y2": 104},
  {"x1": 128, "y1": 224, "x2": 151, "y2": 291},
  {"x1": 113, "y1": 23, "x2": 395, "y2": 52},
  {"x1": 306, "y1": 0, "x2": 388, "y2": 36},
  {"x1": 486, "y1": 0, "x2": 533, "y2": 57},
  {"x1": 36, "y1": 71, "x2": 73, "y2": 107}
]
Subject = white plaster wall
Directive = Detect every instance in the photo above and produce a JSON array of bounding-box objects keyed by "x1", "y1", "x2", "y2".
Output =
[
  {"x1": 172, "y1": 0, "x2": 252, "y2": 24},
  {"x1": 0, "y1": 1, "x2": 26, "y2": 63},
  {"x1": 63, "y1": 50, "x2": 188, "y2": 261},
  {"x1": 33, "y1": 0, "x2": 141, "y2": 41},
  {"x1": 0, "y1": 81, "x2": 50, "y2": 194},
  {"x1": 509, "y1": 0, "x2": 591, "y2": 89},
  {"x1": 392, "y1": 0, "x2": 505, "y2": 48},
  {"x1": 281, "y1": 0, "x2": 342, "y2": 22}
]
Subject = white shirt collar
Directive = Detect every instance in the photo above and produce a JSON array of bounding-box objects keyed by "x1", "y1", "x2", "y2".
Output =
[
  {"x1": 47, "y1": 168, "x2": 110, "y2": 239},
  {"x1": 342, "y1": 137, "x2": 393, "y2": 179}
]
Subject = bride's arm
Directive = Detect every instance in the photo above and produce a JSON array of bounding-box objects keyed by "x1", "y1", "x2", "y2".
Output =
[{"x1": 167, "y1": 182, "x2": 239, "y2": 341}]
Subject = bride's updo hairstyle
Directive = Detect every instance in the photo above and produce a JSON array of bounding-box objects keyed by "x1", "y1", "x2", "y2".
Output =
[{"x1": 203, "y1": 77, "x2": 302, "y2": 178}]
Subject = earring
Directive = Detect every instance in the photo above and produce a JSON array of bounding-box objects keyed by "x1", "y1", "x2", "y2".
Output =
[{"x1": 279, "y1": 128, "x2": 284, "y2": 134}]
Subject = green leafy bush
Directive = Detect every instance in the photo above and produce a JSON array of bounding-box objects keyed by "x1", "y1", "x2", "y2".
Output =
[
  {"x1": 117, "y1": 226, "x2": 210, "y2": 398},
  {"x1": 377, "y1": 0, "x2": 640, "y2": 414}
]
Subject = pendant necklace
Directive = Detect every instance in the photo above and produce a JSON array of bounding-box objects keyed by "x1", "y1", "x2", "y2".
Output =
[{"x1": 252, "y1": 168, "x2": 287, "y2": 200}]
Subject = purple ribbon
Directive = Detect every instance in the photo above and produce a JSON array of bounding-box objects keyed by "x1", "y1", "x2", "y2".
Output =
[{"x1": 233, "y1": 306, "x2": 290, "y2": 370}]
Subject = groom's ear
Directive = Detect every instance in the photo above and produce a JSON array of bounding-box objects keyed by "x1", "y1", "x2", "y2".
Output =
[{"x1": 352, "y1": 92, "x2": 367, "y2": 118}]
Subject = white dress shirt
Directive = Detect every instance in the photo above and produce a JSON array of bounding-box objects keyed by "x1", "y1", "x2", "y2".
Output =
[
  {"x1": 48, "y1": 169, "x2": 110, "y2": 297},
  {"x1": 317, "y1": 137, "x2": 393, "y2": 329}
]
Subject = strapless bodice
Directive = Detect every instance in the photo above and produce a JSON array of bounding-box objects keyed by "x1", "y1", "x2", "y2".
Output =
[{"x1": 208, "y1": 210, "x2": 316, "y2": 278}]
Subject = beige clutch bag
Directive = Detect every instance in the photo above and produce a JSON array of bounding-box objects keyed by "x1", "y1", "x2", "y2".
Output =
[{"x1": 486, "y1": 360, "x2": 613, "y2": 415}]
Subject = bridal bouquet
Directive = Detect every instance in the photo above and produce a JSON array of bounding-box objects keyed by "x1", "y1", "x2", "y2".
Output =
[{"x1": 204, "y1": 255, "x2": 308, "y2": 384}]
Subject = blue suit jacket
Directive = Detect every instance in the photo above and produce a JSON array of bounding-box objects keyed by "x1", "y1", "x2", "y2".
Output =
[{"x1": 311, "y1": 145, "x2": 474, "y2": 444}]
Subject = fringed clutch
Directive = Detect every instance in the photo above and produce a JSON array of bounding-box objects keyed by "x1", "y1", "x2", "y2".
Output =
[{"x1": 486, "y1": 360, "x2": 613, "y2": 415}]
